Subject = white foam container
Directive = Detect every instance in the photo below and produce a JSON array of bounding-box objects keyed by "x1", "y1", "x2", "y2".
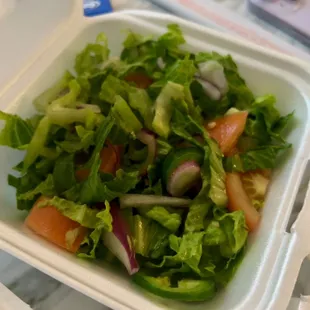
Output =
[{"x1": 1, "y1": 1, "x2": 310, "y2": 310}]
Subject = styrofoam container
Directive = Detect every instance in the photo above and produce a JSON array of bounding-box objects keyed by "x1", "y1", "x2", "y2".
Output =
[{"x1": 1, "y1": 2, "x2": 310, "y2": 310}]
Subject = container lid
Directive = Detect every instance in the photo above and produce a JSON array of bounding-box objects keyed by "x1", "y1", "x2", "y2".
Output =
[{"x1": 0, "y1": 0, "x2": 81, "y2": 94}]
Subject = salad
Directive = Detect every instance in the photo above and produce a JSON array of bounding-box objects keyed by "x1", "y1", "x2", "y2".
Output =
[{"x1": 1, "y1": 24, "x2": 293, "y2": 302}]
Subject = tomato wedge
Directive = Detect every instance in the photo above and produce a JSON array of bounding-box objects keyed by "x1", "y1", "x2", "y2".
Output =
[
  {"x1": 124, "y1": 73, "x2": 153, "y2": 89},
  {"x1": 241, "y1": 171, "x2": 270, "y2": 202},
  {"x1": 99, "y1": 143, "x2": 118, "y2": 175},
  {"x1": 206, "y1": 111, "x2": 248, "y2": 156},
  {"x1": 25, "y1": 197, "x2": 87, "y2": 253},
  {"x1": 226, "y1": 173, "x2": 261, "y2": 232},
  {"x1": 75, "y1": 143, "x2": 121, "y2": 181}
]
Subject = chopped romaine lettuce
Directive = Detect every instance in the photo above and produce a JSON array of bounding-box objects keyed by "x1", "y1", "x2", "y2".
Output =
[
  {"x1": 0, "y1": 111, "x2": 34, "y2": 150},
  {"x1": 152, "y1": 82, "x2": 184, "y2": 138},
  {"x1": 37, "y1": 197, "x2": 112, "y2": 231},
  {"x1": 111, "y1": 95, "x2": 142, "y2": 136}
]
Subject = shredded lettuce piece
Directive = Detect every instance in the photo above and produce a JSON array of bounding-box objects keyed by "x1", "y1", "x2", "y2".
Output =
[
  {"x1": 203, "y1": 220, "x2": 226, "y2": 246},
  {"x1": 142, "y1": 206, "x2": 182, "y2": 233},
  {"x1": 152, "y1": 82, "x2": 184, "y2": 138},
  {"x1": 111, "y1": 95, "x2": 142, "y2": 136},
  {"x1": 37, "y1": 197, "x2": 112, "y2": 231},
  {"x1": 225, "y1": 144, "x2": 291, "y2": 172},
  {"x1": 24, "y1": 116, "x2": 50, "y2": 170},
  {"x1": 75, "y1": 33, "x2": 110, "y2": 75},
  {"x1": 99, "y1": 75, "x2": 129, "y2": 103},
  {"x1": 132, "y1": 214, "x2": 170, "y2": 258},
  {"x1": 53, "y1": 153, "x2": 76, "y2": 193},
  {"x1": 33, "y1": 71, "x2": 73, "y2": 113},
  {"x1": 185, "y1": 201, "x2": 212, "y2": 233},
  {"x1": 128, "y1": 88, "x2": 153, "y2": 129},
  {"x1": 214, "y1": 209, "x2": 248, "y2": 257},
  {"x1": 17, "y1": 174, "x2": 55, "y2": 200},
  {"x1": 0, "y1": 111, "x2": 34, "y2": 149},
  {"x1": 56, "y1": 125, "x2": 95, "y2": 153}
]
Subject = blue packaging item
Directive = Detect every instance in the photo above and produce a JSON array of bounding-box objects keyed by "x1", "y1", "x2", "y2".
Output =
[{"x1": 83, "y1": 0, "x2": 113, "y2": 17}]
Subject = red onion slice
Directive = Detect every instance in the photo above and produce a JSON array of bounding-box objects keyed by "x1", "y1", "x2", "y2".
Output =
[
  {"x1": 102, "y1": 204, "x2": 139, "y2": 275},
  {"x1": 136, "y1": 129, "x2": 157, "y2": 175},
  {"x1": 196, "y1": 77, "x2": 221, "y2": 101},
  {"x1": 167, "y1": 161, "x2": 201, "y2": 197},
  {"x1": 198, "y1": 60, "x2": 228, "y2": 95},
  {"x1": 157, "y1": 57, "x2": 166, "y2": 70},
  {"x1": 120, "y1": 194, "x2": 191, "y2": 208}
]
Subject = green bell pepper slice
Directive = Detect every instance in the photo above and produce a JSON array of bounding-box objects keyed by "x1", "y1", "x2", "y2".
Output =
[{"x1": 133, "y1": 273, "x2": 216, "y2": 301}]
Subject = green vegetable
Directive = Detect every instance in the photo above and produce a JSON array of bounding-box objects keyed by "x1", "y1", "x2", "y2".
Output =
[
  {"x1": 132, "y1": 215, "x2": 170, "y2": 258},
  {"x1": 133, "y1": 274, "x2": 216, "y2": 301},
  {"x1": 128, "y1": 88, "x2": 153, "y2": 129},
  {"x1": 142, "y1": 206, "x2": 182, "y2": 233},
  {"x1": 75, "y1": 33, "x2": 110, "y2": 75},
  {"x1": 225, "y1": 144, "x2": 291, "y2": 172},
  {"x1": 33, "y1": 71, "x2": 73, "y2": 113},
  {"x1": 56, "y1": 125, "x2": 95, "y2": 153},
  {"x1": 214, "y1": 209, "x2": 248, "y2": 257},
  {"x1": 152, "y1": 82, "x2": 184, "y2": 138},
  {"x1": 37, "y1": 197, "x2": 112, "y2": 231},
  {"x1": 17, "y1": 174, "x2": 55, "y2": 200},
  {"x1": 185, "y1": 201, "x2": 212, "y2": 233},
  {"x1": 53, "y1": 153, "x2": 76, "y2": 193},
  {"x1": 204, "y1": 220, "x2": 226, "y2": 246},
  {"x1": 0, "y1": 111, "x2": 34, "y2": 149},
  {"x1": 111, "y1": 95, "x2": 142, "y2": 136},
  {"x1": 148, "y1": 232, "x2": 205, "y2": 276},
  {"x1": 23, "y1": 116, "x2": 50, "y2": 170},
  {"x1": 99, "y1": 75, "x2": 129, "y2": 103}
]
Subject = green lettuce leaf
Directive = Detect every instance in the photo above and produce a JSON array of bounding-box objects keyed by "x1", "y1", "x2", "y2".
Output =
[
  {"x1": 225, "y1": 144, "x2": 291, "y2": 172},
  {"x1": 157, "y1": 24, "x2": 185, "y2": 51},
  {"x1": 214, "y1": 247, "x2": 246, "y2": 287},
  {"x1": 132, "y1": 215, "x2": 170, "y2": 258},
  {"x1": 185, "y1": 201, "x2": 212, "y2": 233},
  {"x1": 56, "y1": 125, "x2": 95, "y2": 153},
  {"x1": 37, "y1": 197, "x2": 112, "y2": 231},
  {"x1": 53, "y1": 153, "x2": 76, "y2": 193},
  {"x1": 75, "y1": 33, "x2": 110, "y2": 75},
  {"x1": 24, "y1": 116, "x2": 51, "y2": 170},
  {"x1": 123, "y1": 32, "x2": 153, "y2": 49},
  {"x1": 128, "y1": 88, "x2": 153, "y2": 129},
  {"x1": 99, "y1": 75, "x2": 129, "y2": 103},
  {"x1": 86, "y1": 114, "x2": 114, "y2": 168},
  {"x1": 203, "y1": 220, "x2": 226, "y2": 246},
  {"x1": 205, "y1": 137, "x2": 227, "y2": 207},
  {"x1": 245, "y1": 95, "x2": 294, "y2": 145},
  {"x1": 0, "y1": 111, "x2": 34, "y2": 150},
  {"x1": 142, "y1": 206, "x2": 182, "y2": 233},
  {"x1": 49, "y1": 79, "x2": 81, "y2": 109},
  {"x1": 147, "y1": 232, "x2": 205, "y2": 275},
  {"x1": 164, "y1": 58, "x2": 197, "y2": 86},
  {"x1": 47, "y1": 106, "x2": 97, "y2": 127},
  {"x1": 78, "y1": 229, "x2": 102, "y2": 259},
  {"x1": 111, "y1": 95, "x2": 142, "y2": 136},
  {"x1": 152, "y1": 82, "x2": 184, "y2": 138},
  {"x1": 214, "y1": 209, "x2": 248, "y2": 257},
  {"x1": 98, "y1": 169, "x2": 140, "y2": 201},
  {"x1": 33, "y1": 71, "x2": 73, "y2": 113},
  {"x1": 17, "y1": 174, "x2": 55, "y2": 200}
]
